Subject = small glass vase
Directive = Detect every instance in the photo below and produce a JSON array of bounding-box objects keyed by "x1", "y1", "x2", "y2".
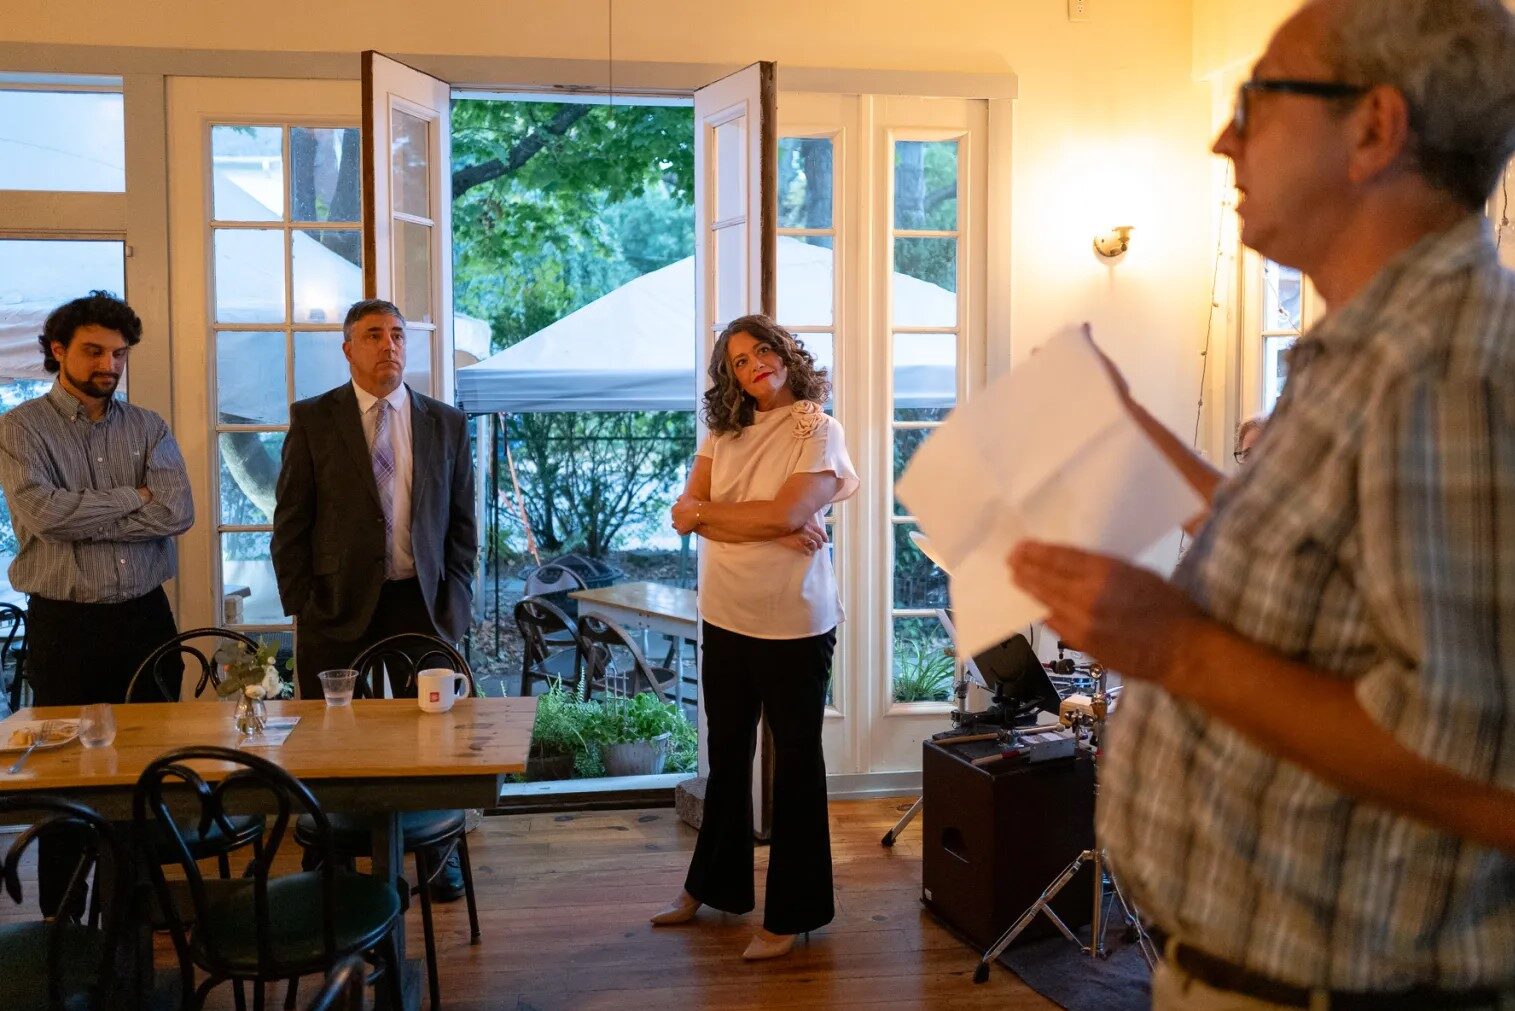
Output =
[{"x1": 233, "y1": 692, "x2": 268, "y2": 737}]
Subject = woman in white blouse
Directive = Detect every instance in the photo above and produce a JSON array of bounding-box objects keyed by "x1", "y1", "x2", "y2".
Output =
[{"x1": 651, "y1": 313, "x2": 859, "y2": 961}]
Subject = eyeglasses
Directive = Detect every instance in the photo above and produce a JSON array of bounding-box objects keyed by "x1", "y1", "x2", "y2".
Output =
[{"x1": 1231, "y1": 78, "x2": 1370, "y2": 137}]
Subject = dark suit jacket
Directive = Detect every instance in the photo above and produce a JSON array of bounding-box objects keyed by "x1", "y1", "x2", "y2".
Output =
[{"x1": 271, "y1": 383, "x2": 476, "y2": 643}]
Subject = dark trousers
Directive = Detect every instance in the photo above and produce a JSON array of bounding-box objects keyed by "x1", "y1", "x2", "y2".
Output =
[
  {"x1": 295, "y1": 578, "x2": 440, "y2": 699},
  {"x1": 25, "y1": 586, "x2": 180, "y2": 917},
  {"x1": 685, "y1": 621, "x2": 836, "y2": 935}
]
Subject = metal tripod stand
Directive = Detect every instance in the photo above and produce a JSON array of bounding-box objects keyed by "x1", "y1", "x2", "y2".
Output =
[{"x1": 972, "y1": 665, "x2": 1158, "y2": 982}]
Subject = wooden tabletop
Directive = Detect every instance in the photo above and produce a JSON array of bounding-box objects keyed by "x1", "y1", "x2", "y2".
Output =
[
  {"x1": 0, "y1": 696, "x2": 537, "y2": 791},
  {"x1": 570, "y1": 581, "x2": 697, "y2": 624}
]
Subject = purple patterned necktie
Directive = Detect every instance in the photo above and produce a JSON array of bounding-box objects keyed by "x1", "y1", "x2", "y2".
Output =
[{"x1": 371, "y1": 399, "x2": 396, "y2": 578}]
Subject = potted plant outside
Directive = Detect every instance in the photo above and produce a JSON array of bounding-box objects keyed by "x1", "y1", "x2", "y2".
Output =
[
  {"x1": 583, "y1": 692, "x2": 691, "y2": 777},
  {"x1": 525, "y1": 680, "x2": 589, "y2": 781}
]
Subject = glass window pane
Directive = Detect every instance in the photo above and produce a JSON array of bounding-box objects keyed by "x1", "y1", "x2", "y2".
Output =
[
  {"x1": 715, "y1": 118, "x2": 745, "y2": 221},
  {"x1": 797, "y1": 332, "x2": 834, "y2": 413},
  {"x1": 390, "y1": 109, "x2": 430, "y2": 218},
  {"x1": 393, "y1": 219, "x2": 433, "y2": 324},
  {"x1": 221, "y1": 531, "x2": 287, "y2": 626},
  {"x1": 216, "y1": 332, "x2": 287, "y2": 425},
  {"x1": 1263, "y1": 335, "x2": 1296, "y2": 412},
  {"x1": 212, "y1": 125, "x2": 283, "y2": 222},
  {"x1": 894, "y1": 140, "x2": 958, "y2": 231},
  {"x1": 293, "y1": 229, "x2": 362, "y2": 324},
  {"x1": 219, "y1": 432, "x2": 285, "y2": 525},
  {"x1": 777, "y1": 236, "x2": 833, "y2": 327},
  {"x1": 894, "y1": 524, "x2": 949, "y2": 611},
  {"x1": 0, "y1": 89, "x2": 124, "y2": 192},
  {"x1": 0, "y1": 239, "x2": 127, "y2": 380},
  {"x1": 291, "y1": 127, "x2": 360, "y2": 223},
  {"x1": 403, "y1": 327, "x2": 432, "y2": 396},
  {"x1": 893, "y1": 426, "x2": 939, "y2": 514},
  {"x1": 214, "y1": 229, "x2": 286, "y2": 324},
  {"x1": 892, "y1": 616, "x2": 953, "y2": 703},
  {"x1": 715, "y1": 223, "x2": 745, "y2": 327},
  {"x1": 892, "y1": 238, "x2": 957, "y2": 328},
  {"x1": 778, "y1": 137, "x2": 833, "y2": 229},
  {"x1": 893, "y1": 332, "x2": 957, "y2": 420},
  {"x1": 294, "y1": 331, "x2": 350, "y2": 402},
  {"x1": 1263, "y1": 259, "x2": 1302, "y2": 332}
]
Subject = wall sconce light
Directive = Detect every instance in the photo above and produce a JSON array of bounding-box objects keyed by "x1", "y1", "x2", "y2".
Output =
[{"x1": 1093, "y1": 225, "x2": 1135, "y2": 260}]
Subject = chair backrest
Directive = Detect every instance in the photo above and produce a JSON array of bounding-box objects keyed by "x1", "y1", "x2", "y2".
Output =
[
  {"x1": 511, "y1": 596, "x2": 577, "y2": 666},
  {"x1": 575, "y1": 615, "x2": 671, "y2": 700},
  {"x1": 522, "y1": 562, "x2": 586, "y2": 598},
  {"x1": 0, "y1": 795, "x2": 129, "y2": 1011},
  {"x1": 348, "y1": 634, "x2": 472, "y2": 700},
  {"x1": 124, "y1": 627, "x2": 259, "y2": 703},
  {"x1": 304, "y1": 955, "x2": 366, "y2": 1011},
  {"x1": 134, "y1": 746, "x2": 345, "y2": 989},
  {"x1": 0, "y1": 602, "x2": 25, "y2": 668}
]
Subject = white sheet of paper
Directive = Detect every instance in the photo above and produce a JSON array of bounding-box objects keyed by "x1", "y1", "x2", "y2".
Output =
[{"x1": 896, "y1": 327, "x2": 1205, "y2": 658}]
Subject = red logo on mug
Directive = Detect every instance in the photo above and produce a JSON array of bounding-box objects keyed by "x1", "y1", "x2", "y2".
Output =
[{"x1": 429, "y1": 691, "x2": 440, "y2": 703}]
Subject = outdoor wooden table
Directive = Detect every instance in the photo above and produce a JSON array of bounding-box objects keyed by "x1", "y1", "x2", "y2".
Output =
[
  {"x1": 0, "y1": 696, "x2": 536, "y2": 1011},
  {"x1": 570, "y1": 581, "x2": 698, "y2": 702}
]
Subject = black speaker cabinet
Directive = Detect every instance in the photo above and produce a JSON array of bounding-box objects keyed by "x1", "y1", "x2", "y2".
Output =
[{"x1": 920, "y1": 737, "x2": 1096, "y2": 949}]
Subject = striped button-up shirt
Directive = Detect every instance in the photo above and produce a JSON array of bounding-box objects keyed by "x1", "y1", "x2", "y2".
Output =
[
  {"x1": 1101, "y1": 216, "x2": 1515, "y2": 991},
  {"x1": 0, "y1": 383, "x2": 193, "y2": 603}
]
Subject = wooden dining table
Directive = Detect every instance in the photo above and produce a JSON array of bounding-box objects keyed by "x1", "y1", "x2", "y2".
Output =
[{"x1": 0, "y1": 696, "x2": 537, "y2": 1011}]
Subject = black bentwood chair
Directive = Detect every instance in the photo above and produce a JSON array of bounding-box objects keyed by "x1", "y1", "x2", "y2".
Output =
[
  {"x1": 0, "y1": 795, "x2": 132, "y2": 1011},
  {"x1": 127, "y1": 629, "x2": 268, "y2": 904},
  {"x1": 348, "y1": 633, "x2": 472, "y2": 701},
  {"x1": 0, "y1": 602, "x2": 30, "y2": 713},
  {"x1": 135, "y1": 746, "x2": 403, "y2": 1011},
  {"x1": 513, "y1": 596, "x2": 583, "y2": 697},
  {"x1": 290, "y1": 634, "x2": 480, "y2": 1011}
]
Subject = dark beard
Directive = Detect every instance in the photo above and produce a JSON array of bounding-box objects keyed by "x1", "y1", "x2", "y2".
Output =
[{"x1": 64, "y1": 366, "x2": 119, "y2": 400}]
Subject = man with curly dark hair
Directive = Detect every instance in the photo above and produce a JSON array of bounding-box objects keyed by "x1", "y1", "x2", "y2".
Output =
[{"x1": 0, "y1": 289, "x2": 192, "y2": 915}]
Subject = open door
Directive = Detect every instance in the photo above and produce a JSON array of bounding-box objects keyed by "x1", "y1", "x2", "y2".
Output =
[
  {"x1": 362, "y1": 52, "x2": 455, "y2": 403},
  {"x1": 692, "y1": 62, "x2": 777, "y2": 832}
]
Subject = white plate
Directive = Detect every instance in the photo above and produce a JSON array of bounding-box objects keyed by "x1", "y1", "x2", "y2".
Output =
[{"x1": 0, "y1": 720, "x2": 79, "y2": 752}]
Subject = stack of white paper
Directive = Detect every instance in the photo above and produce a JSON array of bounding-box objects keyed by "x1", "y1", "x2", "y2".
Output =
[{"x1": 896, "y1": 328, "x2": 1204, "y2": 659}]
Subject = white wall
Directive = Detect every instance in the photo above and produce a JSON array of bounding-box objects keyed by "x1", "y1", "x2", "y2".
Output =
[{"x1": 3, "y1": 0, "x2": 1219, "y2": 458}]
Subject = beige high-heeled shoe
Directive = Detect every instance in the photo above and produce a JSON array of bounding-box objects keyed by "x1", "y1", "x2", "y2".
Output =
[
  {"x1": 741, "y1": 929, "x2": 802, "y2": 960},
  {"x1": 650, "y1": 891, "x2": 702, "y2": 926}
]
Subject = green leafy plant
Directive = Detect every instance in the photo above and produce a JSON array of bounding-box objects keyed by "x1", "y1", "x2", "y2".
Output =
[
  {"x1": 213, "y1": 637, "x2": 293, "y2": 700},
  {"x1": 527, "y1": 679, "x2": 591, "y2": 759},
  {"x1": 892, "y1": 633, "x2": 955, "y2": 703},
  {"x1": 579, "y1": 691, "x2": 686, "y2": 746}
]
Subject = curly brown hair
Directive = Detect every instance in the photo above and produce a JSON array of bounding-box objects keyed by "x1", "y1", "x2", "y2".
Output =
[{"x1": 701, "y1": 314, "x2": 831, "y2": 436}]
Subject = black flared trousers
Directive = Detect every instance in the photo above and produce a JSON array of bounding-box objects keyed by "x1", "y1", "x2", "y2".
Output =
[{"x1": 684, "y1": 620, "x2": 836, "y2": 935}]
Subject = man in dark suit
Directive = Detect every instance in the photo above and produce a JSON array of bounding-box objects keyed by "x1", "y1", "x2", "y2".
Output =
[{"x1": 272, "y1": 298, "x2": 476, "y2": 899}]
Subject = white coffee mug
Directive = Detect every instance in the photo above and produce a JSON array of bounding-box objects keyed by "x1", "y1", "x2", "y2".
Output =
[{"x1": 417, "y1": 668, "x2": 468, "y2": 714}]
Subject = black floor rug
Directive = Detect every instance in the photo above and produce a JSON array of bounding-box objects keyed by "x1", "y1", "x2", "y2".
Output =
[{"x1": 997, "y1": 926, "x2": 1152, "y2": 1011}]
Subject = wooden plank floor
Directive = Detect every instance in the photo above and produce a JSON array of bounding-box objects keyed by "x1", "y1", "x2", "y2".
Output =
[{"x1": 7, "y1": 797, "x2": 1058, "y2": 1009}]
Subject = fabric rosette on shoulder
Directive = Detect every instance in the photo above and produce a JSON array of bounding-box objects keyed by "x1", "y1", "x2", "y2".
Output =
[{"x1": 791, "y1": 400, "x2": 824, "y2": 439}]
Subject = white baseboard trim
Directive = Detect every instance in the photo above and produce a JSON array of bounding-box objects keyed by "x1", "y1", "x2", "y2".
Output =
[
  {"x1": 826, "y1": 770, "x2": 922, "y2": 800},
  {"x1": 492, "y1": 769, "x2": 921, "y2": 807}
]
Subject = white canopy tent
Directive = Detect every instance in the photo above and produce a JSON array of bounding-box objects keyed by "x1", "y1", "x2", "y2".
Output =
[
  {"x1": 456, "y1": 236, "x2": 959, "y2": 414},
  {"x1": 0, "y1": 178, "x2": 490, "y2": 415}
]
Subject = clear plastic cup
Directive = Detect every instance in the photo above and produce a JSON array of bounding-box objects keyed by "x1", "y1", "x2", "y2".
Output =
[
  {"x1": 318, "y1": 669, "x2": 358, "y2": 707},
  {"x1": 78, "y1": 703, "x2": 116, "y2": 748}
]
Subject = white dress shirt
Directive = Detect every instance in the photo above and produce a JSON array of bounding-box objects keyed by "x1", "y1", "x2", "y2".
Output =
[{"x1": 351, "y1": 381, "x2": 415, "y2": 580}]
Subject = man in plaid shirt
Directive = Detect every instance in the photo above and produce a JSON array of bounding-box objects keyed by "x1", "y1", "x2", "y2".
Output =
[{"x1": 1011, "y1": 1, "x2": 1515, "y2": 1008}]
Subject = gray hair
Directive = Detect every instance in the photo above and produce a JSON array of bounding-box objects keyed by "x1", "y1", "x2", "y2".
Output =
[
  {"x1": 1323, "y1": 0, "x2": 1515, "y2": 210},
  {"x1": 342, "y1": 299, "x2": 405, "y2": 341}
]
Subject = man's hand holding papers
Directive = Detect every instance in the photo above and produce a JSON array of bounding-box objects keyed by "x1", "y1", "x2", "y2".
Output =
[{"x1": 895, "y1": 324, "x2": 1205, "y2": 659}]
